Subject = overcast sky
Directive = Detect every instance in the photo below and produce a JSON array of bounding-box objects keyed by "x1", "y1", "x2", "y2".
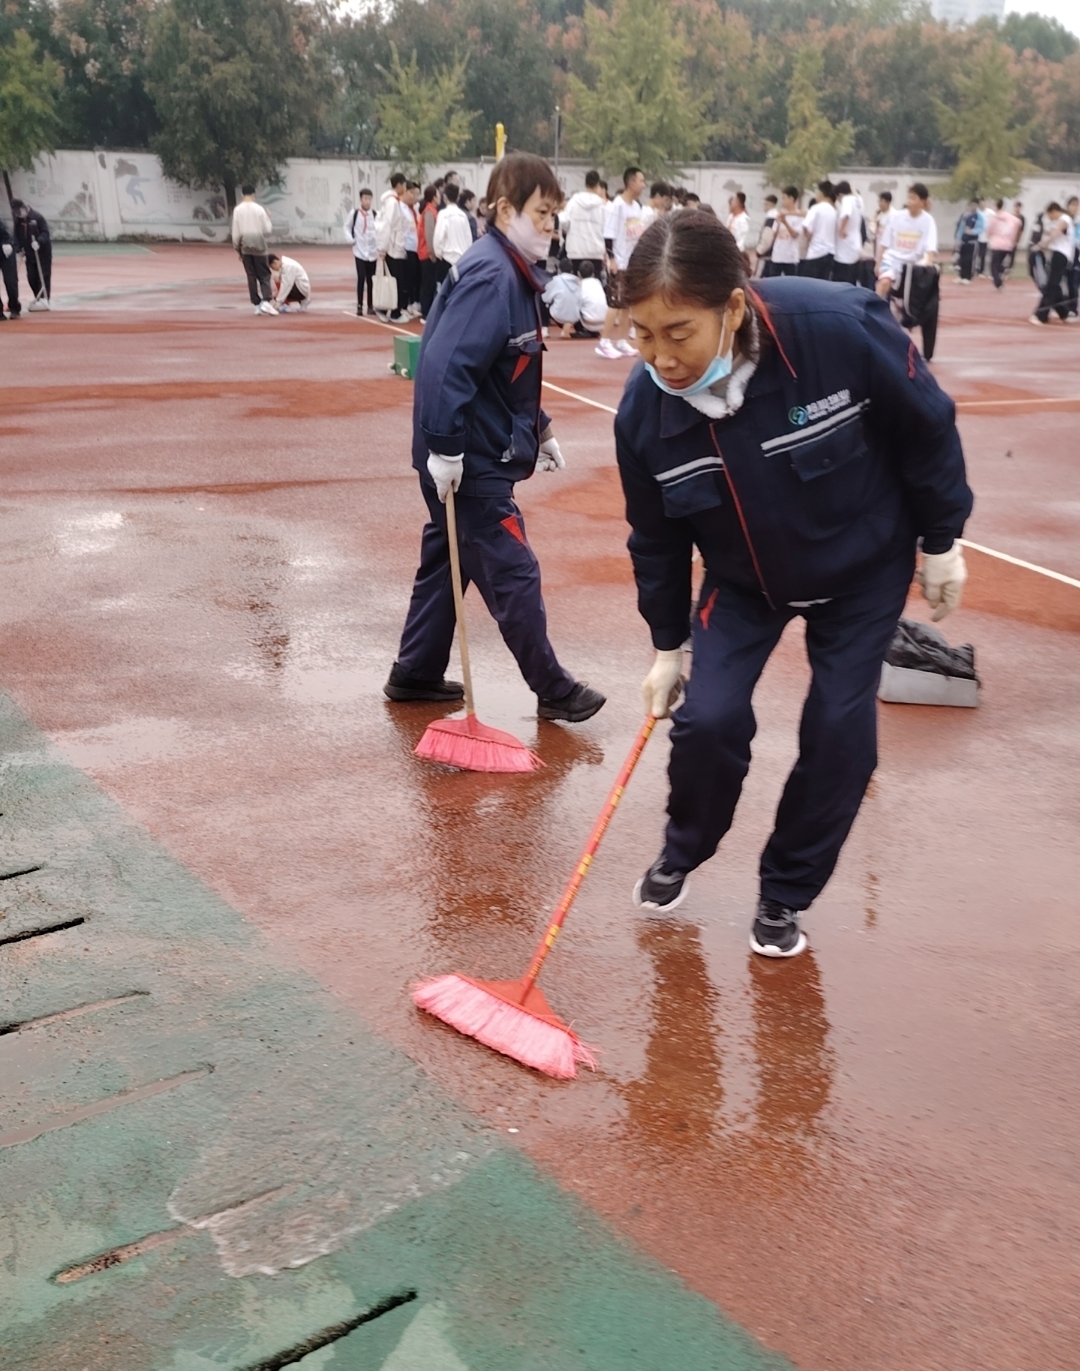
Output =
[{"x1": 1004, "y1": 0, "x2": 1079, "y2": 35}]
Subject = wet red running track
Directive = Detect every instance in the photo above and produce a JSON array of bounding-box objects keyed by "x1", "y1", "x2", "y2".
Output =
[{"x1": 2, "y1": 245, "x2": 1079, "y2": 1370}]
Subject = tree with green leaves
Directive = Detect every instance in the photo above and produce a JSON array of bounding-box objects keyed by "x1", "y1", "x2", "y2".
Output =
[
  {"x1": 935, "y1": 40, "x2": 1031, "y2": 201},
  {"x1": 0, "y1": 28, "x2": 60, "y2": 199},
  {"x1": 374, "y1": 45, "x2": 476, "y2": 179},
  {"x1": 51, "y1": 0, "x2": 158, "y2": 149},
  {"x1": 564, "y1": 0, "x2": 713, "y2": 178},
  {"x1": 765, "y1": 44, "x2": 854, "y2": 193},
  {"x1": 146, "y1": 0, "x2": 326, "y2": 213}
]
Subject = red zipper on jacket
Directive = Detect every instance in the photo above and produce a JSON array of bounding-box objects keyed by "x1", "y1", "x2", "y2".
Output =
[{"x1": 710, "y1": 424, "x2": 776, "y2": 610}]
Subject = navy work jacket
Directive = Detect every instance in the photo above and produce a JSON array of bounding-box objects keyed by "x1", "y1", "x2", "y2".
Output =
[
  {"x1": 615, "y1": 278, "x2": 973, "y2": 650},
  {"x1": 412, "y1": 226, "x2": 551, "y2": 495},
  {"x1": 13, "y1": 208, "x2": 50, "y2": 252}
]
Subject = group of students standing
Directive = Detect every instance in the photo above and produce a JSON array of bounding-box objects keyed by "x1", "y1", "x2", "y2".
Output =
[{"x1": 346, "y1": 171, "x2": 480, "y2": 322}]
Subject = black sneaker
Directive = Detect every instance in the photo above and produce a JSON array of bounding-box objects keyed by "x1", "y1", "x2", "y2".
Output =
[
  {"x1": 750, "y1": 898, "x2": 807, "y2": 958},
  {"x1": 383, "y1": 663, "x2": 465, "y2": 703},
  {"x1": 632, "y1": 856, "x2": 689, "y2": 911},
  {"x1": 536, "y1": 682, "x2": 606, "y2": 722}
]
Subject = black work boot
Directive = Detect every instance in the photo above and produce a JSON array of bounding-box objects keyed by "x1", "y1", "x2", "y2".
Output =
[
  {"x1": 383, "y1": 662, "x2": 465, "y2": 703},
  {"x1": 750, "y1": 898, "x2": 808, "y2": 958},
  {"x1": 536, "y1": 681, "x2": 606, "y2": 722}
]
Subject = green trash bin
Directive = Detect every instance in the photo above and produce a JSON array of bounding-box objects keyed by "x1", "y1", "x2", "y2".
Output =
[{"x1": 392, "y1": 334, "x2": 421, "y2": 380}]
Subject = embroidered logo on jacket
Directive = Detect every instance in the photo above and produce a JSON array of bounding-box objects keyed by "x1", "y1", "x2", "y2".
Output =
[{"x1": 791, "y1": 389, "x2": 852, "y2": 426}]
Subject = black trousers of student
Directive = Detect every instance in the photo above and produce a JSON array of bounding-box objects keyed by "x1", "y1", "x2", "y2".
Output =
[
  {"x1": 396, "y1": 478, "x2": 575, "y2": 700},
  {"x1": 354, "y1": 258, "x2": 375, "y2": 312},
  {"x1": 402, "y1": 251, "x2": 420, "y2": 309},
  {"x1": 241, "y1": 251, "x2": 272, "y2": 305},
  {"x1": 763, "y1": 261, "x2": 797, "y2": 278},
  {"x1": 893, "y1": 265, "x2": 939, "y2": 362},
  {"x1": 958, "y1": 241, "x2": 976, "y2": 281},
  {"x1": 830, "y1": 260, "x2": 859, "y2": 285},
  {"x1": 1, "y1": 249, "x2": 20, "y2": 315},
  {"x1": 975, "y1": 241, "x2": 987, "y2": 275},
  {"x1": 1035, "y1": 252, "x2": 1071, "y2": 323},
  {"x1": 1068, "y1": 262, "x2": 1080, "y2": 316},
  {"x1": 798, "y1": 254, "x2": 833, "y2": 280},
  {"x1": 662, "y1": 549, "x2": 913, "y2": 910},
  {"x1": 990, "y1": 249, "x2": 1009, "y2": 289},
  {"x1": 25, "y1": 242, "x2": 52, "y2": 300},
  {"x1": 282, "y1": 284, "x2": 306, "y2": 303},
  {"x1": 419, "y1": 258, "x2": 440, "y2": 318}
]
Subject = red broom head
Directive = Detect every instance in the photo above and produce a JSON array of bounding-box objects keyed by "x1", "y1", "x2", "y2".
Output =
[
  {"x1": 414, "y1": 715, "x2": 543, "y2": 773},
  {"x1": 413, "y1": 973, "x2": 596, "y2": 1079}
]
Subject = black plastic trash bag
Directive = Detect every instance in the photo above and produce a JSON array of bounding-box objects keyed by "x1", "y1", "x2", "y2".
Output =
[{"x1": 885, "y1": 618, "x2": 978, "y2": 681}]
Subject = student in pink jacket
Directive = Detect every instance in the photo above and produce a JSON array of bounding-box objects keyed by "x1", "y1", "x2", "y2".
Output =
[{"x1": 986, "y1": 199, "x2": 1022, "y2": 290}]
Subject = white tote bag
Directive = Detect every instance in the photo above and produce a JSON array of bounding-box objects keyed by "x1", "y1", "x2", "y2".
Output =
[{"x1": 372, "y1": 259, "x2": 398, "y2": 314}]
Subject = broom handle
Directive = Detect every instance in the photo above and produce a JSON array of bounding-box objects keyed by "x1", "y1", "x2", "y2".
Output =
[
  {"x1": 444, "y1": 486, "x2": 476, "y2": 718},
  {"x1": 521, "y1": 715, "x2": 658, "y2": 991}
]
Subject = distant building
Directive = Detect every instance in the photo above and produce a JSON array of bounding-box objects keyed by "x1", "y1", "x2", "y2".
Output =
[{"x1": 931, "y1": 0, "x2": 1005, "y2": 21}]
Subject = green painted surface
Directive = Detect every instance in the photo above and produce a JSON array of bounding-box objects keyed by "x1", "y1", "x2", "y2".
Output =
[{"x1": 0, "y1": 693, "x2": 791, "y2": 1371}]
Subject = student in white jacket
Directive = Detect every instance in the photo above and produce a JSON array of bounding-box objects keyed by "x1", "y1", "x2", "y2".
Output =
[
  {"x1": 230, "y1": 184, "x2": 276, "y2": 314},
  {"x1": 268, "y1": 253, "x2": 311, "y2": 311},
  {"x1": 431, "y1": 184, "x2": 473, "y2": 267},
  {"x1": 561, "y1": 170, "x2": 608, "y2": 271}
]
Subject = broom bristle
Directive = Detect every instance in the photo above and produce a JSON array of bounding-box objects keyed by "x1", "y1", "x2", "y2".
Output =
[
  {"x1": 413, "y1": 974, "x2": 596, "y2": 1079},
  {"x1": 414, "y1": 716, "x2": 543, "y2": 773}
]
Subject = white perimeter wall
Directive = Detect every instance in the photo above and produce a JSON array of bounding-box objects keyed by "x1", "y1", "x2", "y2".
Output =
[{"x1": 9, "y1": 150, "x2": 1080, "y2": 249}]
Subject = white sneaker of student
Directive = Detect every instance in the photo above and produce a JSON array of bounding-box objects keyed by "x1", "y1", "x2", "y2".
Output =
[
  {"x1": 28, "y1": 297, "x2": 50, "y2": 311},
  {"x1": 258, "y1": 300, "x2": 278, "y2": 315},
  {"x1": 595, "y1": 339, "x2": 621, "y2": 359},
  {"x1": 277, "y1": 303, "x2": 290, "y2": 312},
  {"x1": 615, "y1": 338, "x2": 638, "y2": 356}
]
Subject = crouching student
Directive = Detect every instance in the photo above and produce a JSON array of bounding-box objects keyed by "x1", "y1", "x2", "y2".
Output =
[
  {"x1": 268, "y1": 253, "x2": 311, "y2": 311},
  {"x1": 384, "y1": 153, "x2": 606, "y2": 724},
  {"x1": 578, "y1": 261, "x2": 607, "y2": 337},
  {"x1": 616, "y1": 211, "x2": 972, "y2": 957},
  {"x1": 543, "y1": 259, "x2": 583, "y2": 338}
]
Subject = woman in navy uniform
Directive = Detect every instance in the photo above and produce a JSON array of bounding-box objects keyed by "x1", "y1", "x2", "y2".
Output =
[
  {"x1": 616, "y1": 212, "x2": 972, "y2": 957},
  {"x1": 385, "y1": 153, "x2": 604, "y2": 723}
]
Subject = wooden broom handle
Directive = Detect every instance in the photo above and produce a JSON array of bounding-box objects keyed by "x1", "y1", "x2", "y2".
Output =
[
  {"x1": 521, "y1": 715, "x2": 658, "y2": 991},
  {"x1": 443, "y1": 486, "x2": 475, "y2": 718}
]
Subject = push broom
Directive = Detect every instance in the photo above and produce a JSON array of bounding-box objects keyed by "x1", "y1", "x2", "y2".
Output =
[
  {"x1": 413, "y1": 714, "x2": 658, "y2": 1077},
  {"x1": 414, "y1": 485, "x2": 542, "y2": 773}
]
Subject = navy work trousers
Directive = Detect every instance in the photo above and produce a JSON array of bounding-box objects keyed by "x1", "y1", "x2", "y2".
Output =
[
  {"x1": 396, "y1": 479, "x2": 576, "y2": 700},
  {"x1": 663, "y1": 549, "x2": 914, "y2": 910}
]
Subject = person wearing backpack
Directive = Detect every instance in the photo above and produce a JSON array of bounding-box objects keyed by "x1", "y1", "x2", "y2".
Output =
[{"x1": 346, "y1": 189, "x2": 378, "y2": 316}]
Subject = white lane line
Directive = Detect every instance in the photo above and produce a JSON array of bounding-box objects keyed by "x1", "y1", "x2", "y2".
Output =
[
  {"x1": 955, "y1": 397, "x2": 1080, "y2": 410},
  {"x1": 346, "y1": 315, "x2": 1080, "y2": 594},
  {"x1": 343, "y1": 309, "x2": 416, "y2": 338},
  {"x1": 959, "y1": 539, "x2": 1080, "y2": 589}
]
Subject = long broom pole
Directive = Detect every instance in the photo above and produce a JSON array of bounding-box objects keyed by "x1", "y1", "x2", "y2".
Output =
[
  {"x1": 518, "y1": 714, "x2": 658, "y2": 995},
  {"x1": 443, "y1": 486, "x2": 476, "y2": 720}
]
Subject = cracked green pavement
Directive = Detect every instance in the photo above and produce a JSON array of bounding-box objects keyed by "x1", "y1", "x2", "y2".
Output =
[{"x1": 0, "y1": 692, "x2": 789, "y2": 1371}]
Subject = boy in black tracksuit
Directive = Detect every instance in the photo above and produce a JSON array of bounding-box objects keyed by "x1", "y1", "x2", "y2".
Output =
[{"x1": 10, "y1": 201, "x2": 51, "y2": 307}]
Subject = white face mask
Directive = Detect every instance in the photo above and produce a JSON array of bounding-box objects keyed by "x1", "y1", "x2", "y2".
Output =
[{"x1": 504, "y1": 211, "x2": 551, "y2": 263}]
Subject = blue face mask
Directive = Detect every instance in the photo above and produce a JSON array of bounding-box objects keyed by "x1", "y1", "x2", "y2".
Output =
[{"x1": 645, "y1": 317, "x2": 735, "y2": 398}]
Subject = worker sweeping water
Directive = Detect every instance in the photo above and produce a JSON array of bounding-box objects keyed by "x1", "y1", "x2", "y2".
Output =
[
  {"x1": 384, "y1": 152, "x2": 605, "y2": 725},
  {"x1": 616, "y1": 211, "x2": 972, "y2": 957}
]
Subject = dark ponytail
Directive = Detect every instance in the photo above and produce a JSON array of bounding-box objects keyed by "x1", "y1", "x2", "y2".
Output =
[{"x1": 621, "y1": 210, "x2": 758, "y2": 355}]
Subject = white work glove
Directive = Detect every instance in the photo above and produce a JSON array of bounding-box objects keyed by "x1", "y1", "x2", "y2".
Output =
[
  {"x1": 917, "y1": 541, "x2": 967, "y2": 622},
  {"x1": 427, "y1": 452, "x2": 463, "y2": 503},
  {"x1": 641, "y1": 648, "x2": 685, "y2": 719},
  {"x1": 1, "y1": 244, "x2": 11, "y2": 258},
  {"x1": 536, "y1": 436, "x2": 566, "y2": 473}
]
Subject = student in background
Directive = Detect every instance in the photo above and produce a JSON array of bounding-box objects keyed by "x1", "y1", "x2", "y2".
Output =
[
  {"x1": 769, "y1": 188, "x2": 803, "y2": 277},
  {"x1": 1030, "y1": 201, "x2": 1076, "y2": 326},
  {"x1": 1066, "y1": 195, "x2": 1080, "y2": 318},
  {"x1": 459, "y1": 190, "x2": 479, "y2": 240},
  {"x1": 268, "y1": 252, "x2": 311, "y2": 311},
  {"x1": 876, "y1": 182, "x2": 940, "y2": 360},
  {"x1": 956, "y1": 201, "x2": 980, "y2": 284},
  {"x1": 641, "y1": 181, "x2": 673, "y2": 231},
  {"x1": 562, "y1": 169, "x2": 608, "y2": 274},
  {"x1": 754, "y1": 194, "x2": 778, "y2": 277},
  {"x1": 401, "y1": 181, "x2": 422, "y2": 318},
  {"x1": 726, "y1": 191, "x2": 750, "y2": 253},
  {"x1": 230, "y1": 186, "x2": 276, "y2": 315},
  {"x1": 832, "y1": 179, "x2": 863, "y2": 284},
  {"x1": 1006, "y1": 200, "x2": 1025, "y2": 274},
  {"x1": 376, "y1": 176, "x2": 409, "y2": 321},
  {"x1": 799, "y1": 182, "x2": 837, "y2": 280},
  {"x1": 432, "y1": 182, "x2": 473, "y2": 271},
  {"x1": 418, "y1": 184, "x2": 440, "y2": 319},
  {"x1": 347, "y1": 188, "x2": 378, "y2": 316},
  {"x1": 986, "y1": 199, "x2": 1021, "y2": 291},
  {"x1": 543, "y1": 257, "x2": 584, "y2": 338},
  {"x1": 578, "y1": 260, "x2": 607, "y2": 336},
  {"x1": 596, "y1": 166, "x2": 647, "y2": 359}
]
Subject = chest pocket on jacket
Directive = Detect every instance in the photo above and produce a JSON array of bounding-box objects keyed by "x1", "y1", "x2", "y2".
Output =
[
  {"x1": 766, "y1": 421, "x2": 877, "y2": 539},
  {"x1": 656, "y1": 458, "x2": 725, "y2": 520}
]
